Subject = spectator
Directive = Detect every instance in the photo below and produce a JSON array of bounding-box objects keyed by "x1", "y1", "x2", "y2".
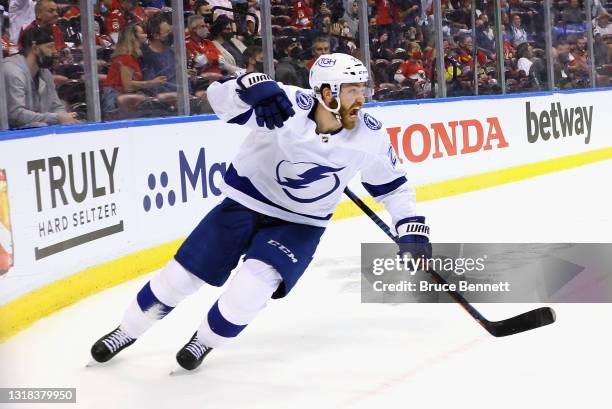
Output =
[
  {"x1": 208, "y1": 0, "x2": 234, "y2": 20},
  {"x1": 194, "y1": 0, "x2": 214, "y2": 24},
  {"x1": 397, "y1": 0, "x2": 420, "y2": 28},
  {"x1": 19, "y1": 0, "x2": 66, "y2": 51},
  {"x1": 475, "y1": 13, "x2": 495, "y2": 53},
  {"x1": 313, "y1": 10, "x2": 335, "y2": 41},
  {"x1": 292, "y1": 1, "x2": 313, "y2": 29},
  {"x1": 246, "y1": 0, "x2": 261, "y2": 35},
  {"x1": 371, "y1": 0, "x2": 397, "y2": 40},
  {"x1": 275, "y1": 36, "x2": 309, "y2": 87},
  {"x1": 313, "y1": 0, "x2": 344, "y2": 23},
  {"x1": 186, "y1": 14, "x2": 224, "y2": 74},
  {"x1": 569, "y1": 35, "x2": 590, "y2": 79},
  {"x1": 516, "y1": 41, "x2": 546, "y2": 88},
  {"x1": 231, "y1": 0, "x2": 248, "y2": 35},
  {"x1": 553, "y1": 38, "x2": 574, "y2": 86},
  {"x1": 507, "y1": 13, "x2": 529, "y2": 47},
  {"x1": 371, "y1": 30, "x2": 393, "y2": 59},
  {"x1": 593, "y1": 11, "x2": 612, "y2": 65},
  {"x1": 210, "y1": 15, "x2": 246, "y2": 74},
  {"x1": 101, "y1": 24, "x2": 166, "y2": 115},
  {"x1": 516, "y1": 41, "x2": 533, "y2": 75},
  {"x1": 367, "y1": 15, "x2": 378, "y2": 37},
  {"x1": 242, "y1": 44, "x2": 263, "y2": 73},
  {"x1": 454, "y1": 33, "x2": 489, "y2": 77},
  {"x1": 305, "y1": 35, "x2": 330, "y2": 69},
  {"x1": 2, "y1": 6, "x2": 20, "y2": 56},
  {"x1": 561, "y1": 0, "x2": 584, "y2": 25},
  {"x1": 394, "y1": 42, "x2": 425, "y2": 85},
  {"x1": 341, "y1": 0, "x2": 359, "y2": 38},
  {"x1": 105, "y1": 0, "x2": 145, "y2": 44},
  {"x1": 8, "y1": 0, "x2": 35, "y2": 43},
  {"x1": 594, "y1": 10, "x2": 612, "y2": 37},
  {"x1": 2, "y1": 26, "x2": 79, "y2": 128},
  {"x1": 591, "y1": 0, "x2": 607, "y2": 18},
  {"x1": 141, "y1": 12, "x2": 176, "y2": 94}
]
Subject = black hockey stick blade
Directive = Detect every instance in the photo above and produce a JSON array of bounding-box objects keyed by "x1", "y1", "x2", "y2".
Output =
[{"x1": 485, "y1": 307, "x2": 556, "y2": 337}]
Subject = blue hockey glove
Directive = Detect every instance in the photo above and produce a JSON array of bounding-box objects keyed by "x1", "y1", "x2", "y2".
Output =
[
  {"x1": 396, "y1": 216, "x2": 432, "y2": 262},
  {"x1": 236, "y1": 73, "x2": 295, "y2": 130}
]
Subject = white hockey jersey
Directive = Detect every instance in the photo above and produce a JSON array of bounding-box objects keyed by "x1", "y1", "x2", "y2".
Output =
[{"x1": 207, "y1": 79, "x2": 417, "y2": 228}]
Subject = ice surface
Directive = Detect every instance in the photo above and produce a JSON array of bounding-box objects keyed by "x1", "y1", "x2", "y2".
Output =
[{"x1": 1, "y1": 161, "x2": 611, "y2": 409}]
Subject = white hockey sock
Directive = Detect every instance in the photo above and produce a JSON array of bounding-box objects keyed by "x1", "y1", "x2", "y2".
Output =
[
  {"x1": 121, "y1": 258, "x2": 204, "y2": 338},
  {"x1": 197, "y1": 259, "x2": 282, "y2": 348}
]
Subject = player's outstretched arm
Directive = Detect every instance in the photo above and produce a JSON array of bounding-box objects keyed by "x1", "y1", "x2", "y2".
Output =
[
  {"x1": 207, "y1": 74, "x2": 295, "y2": 130},
  {"x1": 359, "y1": 125, "x2": 431, "y2": 259}
]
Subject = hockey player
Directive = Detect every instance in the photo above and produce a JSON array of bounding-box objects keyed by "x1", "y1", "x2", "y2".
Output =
[{"x1": 90, "y1": 53, "x2": 431, "y2": 371}]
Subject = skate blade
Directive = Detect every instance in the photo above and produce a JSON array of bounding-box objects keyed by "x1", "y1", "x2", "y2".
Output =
[
  {"x1": 85, "y1": 359, "x2": 101, "y2": 368},
  {"x1": 169, "y1": 366, "x2": 196, "y2": 376}
]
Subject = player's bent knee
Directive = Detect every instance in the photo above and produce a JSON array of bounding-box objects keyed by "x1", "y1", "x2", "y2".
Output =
[
  {"x1": 150, "y1": 258, "x2": 205, "y2": 307},
  {"x1": 218, "y1": 259, "x2": 282, "y2": 325}
]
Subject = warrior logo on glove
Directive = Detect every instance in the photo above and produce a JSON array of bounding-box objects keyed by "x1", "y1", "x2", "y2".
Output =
[{"x1": 237, "y1": 73, "x2": 296, "y2": 130}]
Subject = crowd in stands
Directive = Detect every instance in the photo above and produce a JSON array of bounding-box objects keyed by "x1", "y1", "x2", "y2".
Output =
[{"x1": 1, "y1": 0, "x2": 611, "y2": 128}]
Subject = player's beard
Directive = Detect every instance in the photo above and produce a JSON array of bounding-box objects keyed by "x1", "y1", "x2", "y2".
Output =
[{"x1": 339, "y1": 104, "x2": 362, "y2": 129}]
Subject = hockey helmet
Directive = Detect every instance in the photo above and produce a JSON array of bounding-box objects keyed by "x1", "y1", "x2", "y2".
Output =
[{"x1": 309, "y1": 53, "x2": 369, "y2": 114}]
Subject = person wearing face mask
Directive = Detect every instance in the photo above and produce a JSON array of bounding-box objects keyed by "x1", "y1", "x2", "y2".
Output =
[
  {"x1": 275, "y1": 37, "x2": 309, "y2": 88},
  {"x1": 140, "y1": 12, "x2": 177, "y2": 95},
  {"x1": 186, "y1": 14, "x2": 224, "y2": 75},
  {"x1": 394, "y1": 43, "x2": 425, "y2": 85},
  {"x1": 210, "y1": 15, "x2": 246, "y2": 76},
  {"x1": 2, "y1": 26, "x2": 79, "y2": 128}
]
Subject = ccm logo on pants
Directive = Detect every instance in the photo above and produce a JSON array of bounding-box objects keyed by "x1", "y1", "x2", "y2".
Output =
[{"x1": 267, "y1": 240, "x2": 298, "y2": 263}]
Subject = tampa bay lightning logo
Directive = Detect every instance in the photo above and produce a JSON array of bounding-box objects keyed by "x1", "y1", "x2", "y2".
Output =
[
  {"x1": 295, "y1": 91, "x2": 313, "y2": 110},
  {"x1": 387, "y1": 145, "x2": 398, "y2": 168},
  {"x1": 363, "y1": 113, "x2": 382, "y2": 130},
  {"x1": 275, "y1": 160, "x2": 345, "y2": 203}
]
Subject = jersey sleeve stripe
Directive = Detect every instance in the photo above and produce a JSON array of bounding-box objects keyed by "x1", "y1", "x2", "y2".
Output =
[
  {"x1": 227, "y1": 109, "x2": 253, "y2": 125},
  {"x1": 362, "y1": 176, "x2": 408, "y2": 198}
]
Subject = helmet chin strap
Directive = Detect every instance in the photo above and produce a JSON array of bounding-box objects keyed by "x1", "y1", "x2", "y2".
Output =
[{"x1": 314, "y1": 95, "x2": 343, "y2": 124}]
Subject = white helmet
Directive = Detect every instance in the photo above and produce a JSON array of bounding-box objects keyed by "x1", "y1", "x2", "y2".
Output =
[{"x1": 309, "y1": 53, "x2": 369, "y2": 115}]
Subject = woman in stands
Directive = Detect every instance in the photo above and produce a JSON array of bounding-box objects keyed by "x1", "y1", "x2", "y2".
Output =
[{"x1": 101, "y1": 24, "x2": 166, "y2": 117}]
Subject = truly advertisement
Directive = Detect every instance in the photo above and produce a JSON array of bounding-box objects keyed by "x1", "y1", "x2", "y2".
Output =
[
  {"x1": 26, "y1": 147, "x2": 124, "y2": 260},
  {"x1": 0, "y1": 169, "x2": 14, "y2": 276}
]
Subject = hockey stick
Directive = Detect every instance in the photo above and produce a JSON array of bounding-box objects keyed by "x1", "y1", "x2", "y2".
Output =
[{"x1": 343, "y1": 187, "x2": 556, "y2": 337}]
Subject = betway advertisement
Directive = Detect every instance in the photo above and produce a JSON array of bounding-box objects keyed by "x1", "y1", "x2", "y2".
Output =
[{"x1": 0, "y1": 88, "x2": 610, "y2": 305}]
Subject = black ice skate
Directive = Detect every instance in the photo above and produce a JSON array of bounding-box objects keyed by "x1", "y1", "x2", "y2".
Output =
[
  {"x1": 176, "y1": 332, "x2": 213, "y2": 371},
  {"x1": 90, "y1": 326, "x2": 136, "y2": 363}
]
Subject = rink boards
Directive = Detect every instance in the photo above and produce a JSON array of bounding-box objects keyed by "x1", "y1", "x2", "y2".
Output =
[{"x1": 0, "y1": 87, "x2": 611, "y2": 340}]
